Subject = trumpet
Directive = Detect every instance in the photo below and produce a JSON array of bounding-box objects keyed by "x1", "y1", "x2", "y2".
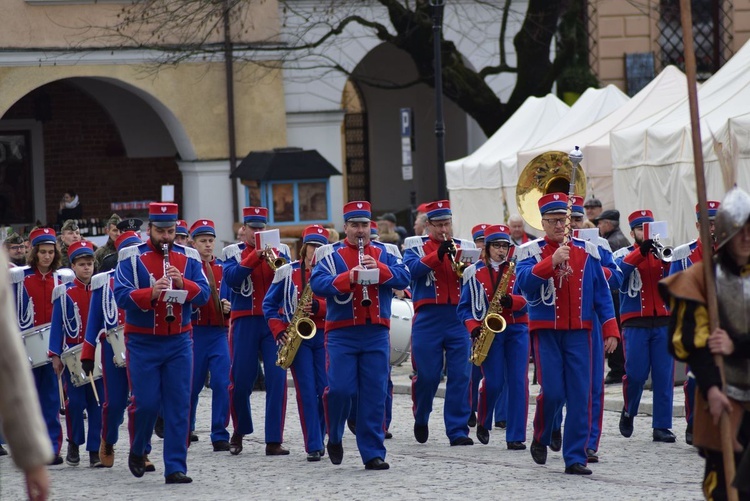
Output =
[
  {"x1": 263, "y1": 245, "x2": 287, "y2": 271},
  {"x1": 162, "y1": 243, "x2": 175, "y2": 323},
  {"x1": 443, "y1": 233, "x2": 467, "y2": 278},
  {"x1": 651, "y1": 236, "x2": 674, "y2": 262},
  {"x1": 357, "y1": 237, "x2": 372, "y2": 307}
]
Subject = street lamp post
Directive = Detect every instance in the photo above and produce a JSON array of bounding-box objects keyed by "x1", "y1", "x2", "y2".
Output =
[{"x1": 430, "y1": 0, "x2": 447, "y2": 200}]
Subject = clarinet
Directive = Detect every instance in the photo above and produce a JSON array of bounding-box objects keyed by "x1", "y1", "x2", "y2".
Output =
[
  {"x1": 162, "y1": 243, "x2": 176, "y2": 323},
  {"x1": 357, "y1": 237, "x2": 372, "y2": 307}
]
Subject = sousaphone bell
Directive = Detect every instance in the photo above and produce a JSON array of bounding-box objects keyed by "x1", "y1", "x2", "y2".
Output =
[{"x1": 516, "y1": 151, "x2": 587, "y2": 230}]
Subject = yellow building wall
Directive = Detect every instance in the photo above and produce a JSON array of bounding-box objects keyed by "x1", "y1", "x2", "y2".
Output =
[{"x1": 0, "y1": 61, "x2": 287, "y2": 159}]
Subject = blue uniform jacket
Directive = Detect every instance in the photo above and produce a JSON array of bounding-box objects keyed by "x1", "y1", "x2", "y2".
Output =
[
  {"x1": 114, "y1": 241, "x2": 210, "y2": 335},
  {"x1": 613, "y1": 244, "x2": 670, "y2": 322},
  {"x1": 81, "y1": 271, "x2": 122, "y2": 361},
  {"x1": 49, "y1": 278, "x2": 92, "y2": 356},
  {"x1": 310, "y1": 239, "x2": 410, "y2": 331}
]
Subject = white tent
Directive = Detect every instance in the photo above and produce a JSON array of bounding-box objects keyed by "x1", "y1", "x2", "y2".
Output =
[
  {"x1": 517, "y1": 67, "x2": 687, "y2": 213},
  {"x1": 610, "y1": 40, "x2": 750, "y2": 245},
  {"x1": 446, "y1": 94, "x2": 569, "y2": 239}
]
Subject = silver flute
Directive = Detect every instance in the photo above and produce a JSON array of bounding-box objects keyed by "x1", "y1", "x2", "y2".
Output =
[{"x1": 357, "y1": 237, "x2": 372, "y2": 307}]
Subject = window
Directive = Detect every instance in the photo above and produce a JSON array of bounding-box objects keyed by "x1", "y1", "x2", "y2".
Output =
[
  {"x1": 659, "y1": 0, "x2": 732, "y2": 80},
  {"x1": 245, "y1": 179, "x2": 330, "y2": 225}
]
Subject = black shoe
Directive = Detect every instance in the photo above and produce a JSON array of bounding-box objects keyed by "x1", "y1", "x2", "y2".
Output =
[
  {"x1": 450, "y1": 436, "x2": 474, "y2": 446},
  {"x1": 165, "y1": 472, "x2": 193, "y2": 484},
  {"x1": 507, "y1": 441, "x2": 526, "y2": 450},
  {"x1": 550, "y1": 429, "x2": 562, "y2": 452},
  {"x1": 0, "y1": 444, "x2": 7, "y2": 456},
  {"x1": 530, "y1": 440, "x2": 547, "y2": 465},
  {"x1": 495, "y1": 420, "x2": 507, "y2": 430},
  {"x1": 604, "y1": 372, "x2": 624, "y2": 385},
  {"x1": 212, "y1": 440, "x2": 230, "y2": 452},
  {"x1": 364, "y1": 457, "x2": 390, "y2": 470},
  {"x1": 685, "y1": 422, "x2": 693, "y2": 445},
  {"x1": 327, "y1": 442, "x2": 343, "y2": 465},
  {"x1": 653, "y1": 428, "x2": 676, "y2": 443},
  {"x1": 154, "y1": 416, "x2": 164, "y2": 439},
  {"x1": 190, "y1": 432, "x2": 199, "y2": 443},
  {"x1": 385, "y1": 430, "x2": 393, "y2": 440},
  {"x1": 619, "y1": 408, "x2": 634, "y2": 438},
  {"x1": 468, "y1": 411, "x2": 477, "y2": 428},
  {"x1": 476, "y1": 425, "x2": 490, "y2": 445},
  {"x1": 565, "y1": 463, "x2": 592, "y2": 475},
  {"x1": 586, "y1": 448, "x2": 599, "y2": 463},
  {"x1": 307, "y1": 450, "x2": 321, "y2": 462},
  {"x1": 143, "y1": 455, "x2": 156, "y2": 472},
  {"x1": 89, "y1": 451, "x2": 101, "y2": 468},
  {"x1": 128, "y1": 452, "x2": 145, "y2": 478},
  {"x1": 49, "y1": 455, "x2": 64, "y2": 466},
  {"x1": 347, "y1": 420, "x2": 356, "y2": 435},
  {"x1": 229, "y1": 433, "x2": 243, "y2": 455},
  {"x1": 265, "y1": 443, "x2": 290, "y2": 456},
  {"x1": 66, "y1": 442, "x2": 80, "y2": 466},
  {"x1": 414, "y1": 423, "x2": 429, "y2": 444}
]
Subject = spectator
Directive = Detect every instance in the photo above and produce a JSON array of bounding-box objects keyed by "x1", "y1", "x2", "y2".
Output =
[
  {"x1": 56, "y1": 190, "x2": 83, "y2": 227},
  {"x1": 594, "y1": 210, "x2": 630, "y2": 251},
  {"x1": 0, "y1": 251, "x2": 53, "y2": 500},
  {"x1": 4, "y1": 233, "x2": 26, "y2": 266},
  {"x1": 507, "y1": 214, "x2": 535, "y2": 246},
  {"x1": 58, "y1": 220, "x2": 82, "y2": 268},
  {"x1": 584, "y1": 198, "x2": 603, "y2": 223},
  {"x1": 413, "y1": 213, "x2": 428, "y2": 236},
  {"x1": 378, "y1": 212, "x2": 407, "y2": 246},
  {"x1": 93, "y1": 214, "x2": 122, "y2": 271}
]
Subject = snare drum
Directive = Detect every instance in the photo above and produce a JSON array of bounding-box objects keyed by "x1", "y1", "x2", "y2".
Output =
[
  {"x1": 389, "y1": 297, "x2": 413, "y2": 366},
  {"x1": 106, "y1": 326, "x2": 126, "y2": 368},
  {"x1": 61, "y1": 343, "x2": 102, "y2": 387},
  {"x1": 21, "y1": 323, "x2": 52, "y2": 368}
]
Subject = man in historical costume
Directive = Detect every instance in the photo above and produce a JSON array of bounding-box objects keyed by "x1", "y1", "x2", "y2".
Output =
[
  {"x1": 403, "y1": 200, "x2": 477, "y2": 446},
  {"x1": 661, "y1": 187, "x2": 750, "y2": 500},
  {"x1": 114, "y1": 202, "x2": 210, "y2": 484},
  {"x1": 515, "y1": 193, "x2": 619, "y2": 475},
  {"x1": 310, "y1": 201, "x2": 410, "y2": 469}
]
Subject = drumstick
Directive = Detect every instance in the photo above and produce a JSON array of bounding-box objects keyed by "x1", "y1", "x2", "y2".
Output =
[
  {"x1": 89, "y1": 373, "x2": 100, "y2": 406},
  {"x1": 57, "y1": 374, "x2": 66, "y2": 413}
]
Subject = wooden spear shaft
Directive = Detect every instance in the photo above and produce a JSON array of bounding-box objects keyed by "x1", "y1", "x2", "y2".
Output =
[{"x1": 679, "y1": 2, "x2": 737, "y2": 499}]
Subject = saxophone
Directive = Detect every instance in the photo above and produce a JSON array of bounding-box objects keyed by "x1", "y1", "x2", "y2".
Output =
[
  {"x1": 275, "y1": 281, "x2": 317, "y2": 369},
  {"x1": 469, "y1": 259, "x2": 515, "y2": 366}
]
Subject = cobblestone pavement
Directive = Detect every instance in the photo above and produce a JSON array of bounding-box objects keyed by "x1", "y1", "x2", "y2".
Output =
[{"x1": 0, "y1": 364, "x2": 703, "y2": 500}]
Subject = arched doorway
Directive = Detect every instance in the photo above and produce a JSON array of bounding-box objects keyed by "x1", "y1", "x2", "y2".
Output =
[{"x1": 1, "y1": 78, "x2": 184, "y2": 232}]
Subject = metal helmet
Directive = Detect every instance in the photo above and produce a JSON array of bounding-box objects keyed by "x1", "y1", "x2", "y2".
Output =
[{"x1": 715, "y1": 187, "x2": 750, "y2": 250}]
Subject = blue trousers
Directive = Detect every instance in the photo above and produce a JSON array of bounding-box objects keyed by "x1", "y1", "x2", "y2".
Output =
[
  {"x1": 126, "y1": 333, "x2": 192, "y2": 477},
  {"x1": 325, "y1": 325, "x2": 389, "y2": 464},
  {"x1": 229, "y1": 315, "x2": 287, "y2": 442},
  {"x1": 101, "y1": 339, "x2": 129, "y2": 446},
  {"x1": 477, "y1": 323, "x2": 529, "y2": 442},
  {"x1": 290, "y1": 332, "x2": 327, "y2": 453},
  {"x1": 348, "y1": 368, "x2": 393, "y2": 432},
  {"x1": 495, "y1": 385, "x2": 508, "y2": 423},
  {"x1": 589, "y1": 318, "x2": 605, "y2": 451},
  {"x1": 33, "y1": 364, "x2": 63, "y2": 455},
  {"x1": 411, "y1": 304, "x2": 471, "y2": 442},
  {"x1": 533, "y1": 329, "x2": 591, "y2": 468},
  {"x1": 64, "y1": 361, "x2": 104, "y2": 452},
  {"x1": 622, "y1": 325, "x2": 674, "y2": 428},
  {"x1": 190, "y1": 326, "x2": 230, "y2": 443}
]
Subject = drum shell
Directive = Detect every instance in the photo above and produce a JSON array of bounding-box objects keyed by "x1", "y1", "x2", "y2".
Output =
[
  {"x1": 106, "y1": 326, "x2": 127, "y2": 368},
  {"x1": 21, "y1": 323, "x2": 52, "y2": 368},
  {"x1": 61, "y1": 343, "x2": 102, "y2": 387},
  {"x1": 389, "y1": 298, "x2": 413, "y2": 366}
]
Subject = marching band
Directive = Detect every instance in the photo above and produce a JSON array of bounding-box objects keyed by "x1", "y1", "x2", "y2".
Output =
[{"x1": 4, "y1": 153, "x2": 750, "y2": 497}]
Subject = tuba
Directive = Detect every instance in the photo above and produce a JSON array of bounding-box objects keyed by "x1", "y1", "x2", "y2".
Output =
[
  {"x1": 516, "y1": 151, "x2": 586, "y2": 230},
  {"x1": 470, "y1": 259, "x2": 515, "y2": 366}
]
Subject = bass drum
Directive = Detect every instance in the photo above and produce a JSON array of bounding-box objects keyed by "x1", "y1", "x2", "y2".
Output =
[{"x1": 389, "y1": 297, "x2": 413, "y2": 366}]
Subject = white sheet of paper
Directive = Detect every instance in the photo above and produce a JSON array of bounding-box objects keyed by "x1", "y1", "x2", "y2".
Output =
[
  {"x1": 572, "y1": 228, "x2": 600, "y2": 243},
  {"x1": 644, "y1": 221, "x2": 669, "y2": 241},
  {"x1": 356, "y1": 268, "x2": 380, "y2": 285},
  {"x1": 457, "y1": 248, "x2": 481, "y2": 265},
  {"x1": 161, "y1": 289, "x2": 188, "y2": 305},
  {"x1": 255, "y1": 229, "x2": 281, "y2": 249}
]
